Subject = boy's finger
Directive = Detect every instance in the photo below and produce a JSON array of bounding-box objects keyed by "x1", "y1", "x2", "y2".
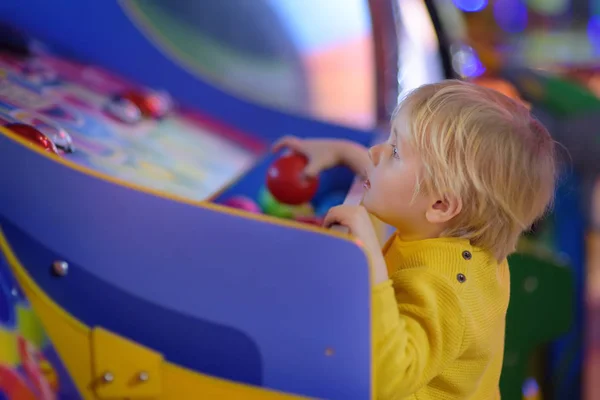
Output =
[
  {"x1": 323, "y1": 206, "x2": 347, "y2": 228},
  {"x1": 304, "y1": 161, "x2": 323, "y2": 177},
  {"x1": 322, "y1": 210, "x2": 339, "y2": 228},
  {"x1": 272, "y1": 136, "x2": 301, "y2": 153}
]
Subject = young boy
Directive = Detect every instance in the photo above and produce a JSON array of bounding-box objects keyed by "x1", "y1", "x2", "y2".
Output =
[{"x1": 273, "y1": 80, "x2": 557, "y2": 399}]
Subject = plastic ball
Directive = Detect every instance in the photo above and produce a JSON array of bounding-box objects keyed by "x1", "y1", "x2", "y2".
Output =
[
  {"x1": 295, "y1": 216, "x2": 323, "y2": 226},
  {"x1": 221, "y1": 196, "x2": 261, "y2": 214},
  {"x1": 5, "y1": 123, "x2": 58, "y2": 154},
  {"x1": 105, "y1": 96, "x2": 142, "y2": 124},
  {"x1": 259, "y1": 187, "x2": 293, "y2": 218},
  {"x1": 292, "y1": 203, "x2": 315, "y2": 218},
  {"x1": 315, "y1": 191, "x2": 348, "y2": 217},
  {"x1": 259, "y1": 187, "x2": 314, "y2": 219},
  {"x1": 30, "y1": 118, "x2": 74, "y2": 152},
  {"x1": 120, "y1": 90, "x2": 172, "y2": 119},
  {"x1": 266, "y1": 152, "x2": 319, "y2": 205}
]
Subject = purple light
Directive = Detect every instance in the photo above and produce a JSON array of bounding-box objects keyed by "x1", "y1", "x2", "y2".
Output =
[
  {"x1": 452, "y1": 0, "x2": 488, "y2": 12},
  {"x1": 454, "y1": 46, "x2": 487, "y2": 78},
  {"x1": 589, "y1": 16, "x2": 600, "y2": 54},
  {"x1": 494, "y1": 0, "x2": 528, "y2": 33},
  {"x1": 522, "y1": 378, "x2": 540, "y2": 398},
  {"x1": 461, "y1": 61, "x2": 486, "y2": 78}
]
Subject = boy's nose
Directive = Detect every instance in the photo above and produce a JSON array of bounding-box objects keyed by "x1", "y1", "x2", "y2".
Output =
[{"x1": 368, "y1": 144, "x2": 383, "y2": 166}]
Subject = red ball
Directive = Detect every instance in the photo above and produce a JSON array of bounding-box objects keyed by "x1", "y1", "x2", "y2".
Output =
[
  {"x1": 5, "y1": 123, "x2": 58, "y2": 154},
  {"x1": 295, "y1": 216, "x2": 323, "y2": 226},
  {"x1": 221, "y1": 196, "x2": 262, "y2": 214},
  {"x1": 121, "y1": 90, "x2": 171, "y2": 119},
  {"x1": 266, "y1": 153, "x2": 319, "y2": 205}
]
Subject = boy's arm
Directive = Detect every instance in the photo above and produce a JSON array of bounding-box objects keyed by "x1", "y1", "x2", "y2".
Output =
[
  {"x1": 372, "y1": 268, "x2": 466, "y2": 399},
  {"x1": 271, "y1": 136, "x2": 371, "y2": 177}
]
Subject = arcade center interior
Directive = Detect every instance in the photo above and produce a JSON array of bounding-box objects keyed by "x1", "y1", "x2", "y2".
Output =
[{"x1": 0, "y1": 0, "x2": 598, "y2": 399}]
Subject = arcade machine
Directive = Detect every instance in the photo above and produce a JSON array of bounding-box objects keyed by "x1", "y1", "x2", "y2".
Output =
[{"x1": 0, "y1": 1, "x2": 575, "y2": 399}]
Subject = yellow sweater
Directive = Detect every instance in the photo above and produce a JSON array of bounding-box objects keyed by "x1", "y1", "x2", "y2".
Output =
[{"x1": 372, "y1": 234, "x2": 510, "y2": 399}]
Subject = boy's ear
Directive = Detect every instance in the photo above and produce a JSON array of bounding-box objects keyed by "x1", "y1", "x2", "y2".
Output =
[{"x1": 425, "y1": 194, "x2": 462, "y2": 224}]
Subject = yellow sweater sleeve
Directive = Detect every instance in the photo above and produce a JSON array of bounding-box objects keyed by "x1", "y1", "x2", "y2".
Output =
[{"x1": 372, "y1": 268, "x2": 466, "y2": 399}]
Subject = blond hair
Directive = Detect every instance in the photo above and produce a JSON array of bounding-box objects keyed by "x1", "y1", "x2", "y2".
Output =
[{"x1": 394, "y1": 80, "x2": 557, "y2": 260}]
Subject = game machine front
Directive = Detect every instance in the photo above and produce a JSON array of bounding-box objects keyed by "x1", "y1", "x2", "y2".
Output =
[
  {"x1": 0, "y1": 5, "x2": 369, "y2": 400},
  {"x1": 0, "y1": 1, "x2": 459, "y2": 399}
]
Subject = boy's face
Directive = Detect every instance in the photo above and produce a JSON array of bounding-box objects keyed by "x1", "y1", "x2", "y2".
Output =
[{"x1": 362, "y1": 128, "x2": 432, "y2": 238}]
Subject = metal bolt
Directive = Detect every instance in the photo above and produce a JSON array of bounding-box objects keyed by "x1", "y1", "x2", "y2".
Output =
[
  {"x1": 52, "y1": 260, "x2": 69, "y2": 277},
  {"x1": 138, "y1": 371, "x2": 149, "y2": 382},
  {"x1": 102, "y1": 372, "x2": 114, "y2": 383}
]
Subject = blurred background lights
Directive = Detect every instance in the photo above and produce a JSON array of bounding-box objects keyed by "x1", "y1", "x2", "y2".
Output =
[
  {"x1": 526, "y1": 0, "x2": 570, "y2": 16},
  {"x1": 589, "y1": 15, "x2": 600, "y2": 52},
  {"x1": 452, "y1": 0, "x2": 488, "y2": 12},
  {"x1": 452, "y1": 44, "x2": 486, "y2": 78},
  {"x1": 494, "y1": 0, "x2": 529, "y2": 33}
]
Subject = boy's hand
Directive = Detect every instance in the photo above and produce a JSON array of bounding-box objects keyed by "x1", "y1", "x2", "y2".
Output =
[
  {"x1": 272, "y1": 136, "x2": 342, "y2": 176},
  {"x1": 323, "y1": 205, "x2": 389, "y2": 284},
  {"x1": 273, "y1": 135, "x2": 371, "y2": 178}
]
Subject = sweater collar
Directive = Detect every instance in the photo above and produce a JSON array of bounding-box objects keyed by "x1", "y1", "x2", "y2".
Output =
[{"x1": 383, "y1": 232, "x2": 479, "y2": 272}]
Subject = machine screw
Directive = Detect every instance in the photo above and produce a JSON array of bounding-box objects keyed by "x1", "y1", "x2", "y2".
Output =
[
  {"x1": 102, "y1": 372, "x2": 114, "y2": 383},
  {"x1": 51, "y1": 260, "x2": 69, "y2": 277}
]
